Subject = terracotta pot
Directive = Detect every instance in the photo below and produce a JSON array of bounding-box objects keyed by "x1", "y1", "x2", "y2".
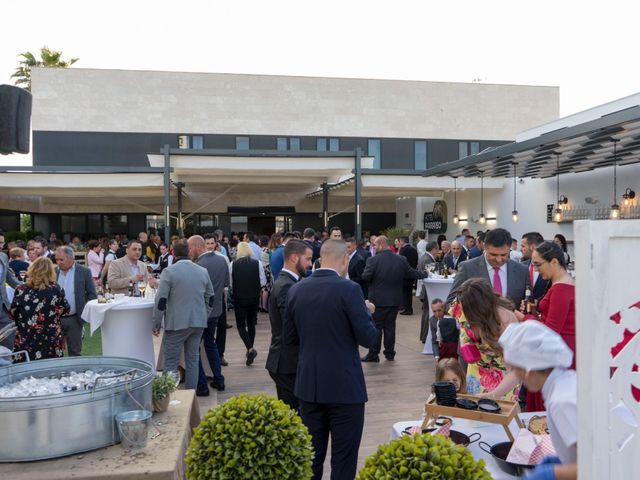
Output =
[{"x1": 153, "y1": 395, "x2": 170, "y2": 413}]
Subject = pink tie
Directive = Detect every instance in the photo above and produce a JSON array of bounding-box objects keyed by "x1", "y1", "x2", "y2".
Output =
[{"x1": 493, "y1": 267, "x2": 503, "y2": 295}]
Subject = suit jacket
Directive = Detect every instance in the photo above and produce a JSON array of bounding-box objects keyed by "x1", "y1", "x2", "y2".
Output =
[
  {"x1": 266, "y1": 270, "x2": 299, "y2": 374},
  {"x1": 348, "y1": 251, "x2": 367, "y2": 297},
  {"x1": 417, "y1": 252, "x2": 437, "y2": 301},
  {"x1": 107, "y1": 256, "x2": 150, "y2": 294},
  {"x1": 285, "y1": 269, "x2": 377, "y2": 404},
  {"x1": 57, "y1": 263, "x2": 97, "y2": 317},
  {"x1": 1, "y1": 252, "x2": 21, "y2": 310},
  {"x1": 196, "y1": 251, "x2": 229, "y2": 318},
  {"x1": 362, "y1": 249, "x2": 428, "y2": 307},
  {"x1": 443, "y1": 249, "x2": 468, "y2": 271},
  {"x1": 445, "y1": 255, "x2": 530, "y2": 309},
  {"x1": 468, "y1": 246, "x2": 483, "y2": 259},
  {"x1": 152, "y1": 260, "x2": 213, "y2": 331},
  {"x1": 521, "y1": 259, "x2": 549, "y2": 300},
  {"x1": 399, "y1": 244, "x2": 419, "y2": 269}
]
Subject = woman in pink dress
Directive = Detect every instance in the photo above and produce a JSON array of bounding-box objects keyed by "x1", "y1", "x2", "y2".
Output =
[{"x1": 86, "y1": 240, "x2": 104, "y2": 285}]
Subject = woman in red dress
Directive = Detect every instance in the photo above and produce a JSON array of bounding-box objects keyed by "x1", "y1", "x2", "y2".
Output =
[{"x1": 520, "y1": 240, "x2": 575, "y2": 411}]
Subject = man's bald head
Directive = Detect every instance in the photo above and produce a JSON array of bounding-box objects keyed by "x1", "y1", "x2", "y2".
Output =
[
  {"x1": 451, "y1": 240, "x2": 462, "y2": 257},
  {"x1": 319, "y1": 239, "x2": 349, "y2": 277},
  {"x1": 374, "y1": 235, "x2": 389, "y2": 251},
  {"x1": 188, "y1": 235, "x2": 206, "y2": 260}
]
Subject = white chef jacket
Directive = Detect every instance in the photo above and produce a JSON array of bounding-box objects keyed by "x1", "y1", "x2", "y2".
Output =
[{"x1": 541, "y1": 367, "x2": 578, "y2": 464}]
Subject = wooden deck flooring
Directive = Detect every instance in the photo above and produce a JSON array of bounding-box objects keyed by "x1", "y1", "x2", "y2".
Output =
[{"x1": 193, "y1": 297, "x2": 435, "y2": 476}]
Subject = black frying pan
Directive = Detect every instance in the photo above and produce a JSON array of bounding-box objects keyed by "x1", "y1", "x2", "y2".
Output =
[
  {"x1": 402, "y1": 427, "x2": 481, "y2": 447},
  {"x1": 478, "y1": 441, "x2": 534, "y2": 476}
]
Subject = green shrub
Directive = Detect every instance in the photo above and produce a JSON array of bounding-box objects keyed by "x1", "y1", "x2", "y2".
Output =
[
  {"x1": 186, "y1": 393, "x2": 313, "y2": 480},
  {"x1": 357, "y1": 433, "x2": 492, "y2": 480}
]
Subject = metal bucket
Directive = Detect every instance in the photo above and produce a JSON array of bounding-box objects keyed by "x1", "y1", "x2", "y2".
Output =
[
  {"x1": 116, "y1": 410, "x2": 152, "y2": 449},
  {"x1": 0, "y1": 356, "x2": 153, "y2": 462}
]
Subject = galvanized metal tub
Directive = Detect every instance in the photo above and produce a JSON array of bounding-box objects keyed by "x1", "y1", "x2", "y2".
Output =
[{"x1": 0, "y1": 356, "x2": 153, "y2": 462}]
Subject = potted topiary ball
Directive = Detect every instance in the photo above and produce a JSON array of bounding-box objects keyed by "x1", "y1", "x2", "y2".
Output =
[
  {"x1": 186, "y1": 393, "x2": 313, "y2": 480},
  {"x1": 151, "y1": 372, "x2": 178, "y2": 413},
  {"x1": 357, "y1": 432, "x2": 492, "y2": 480}
]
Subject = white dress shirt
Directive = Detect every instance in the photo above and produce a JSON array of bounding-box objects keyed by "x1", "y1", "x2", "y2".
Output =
[
  {"x1": 57, "y1": 264, "x2": 77, "y2": 315},
  {"x1": 485, "y1": 257, "x2": 507, "y2": 295},
  {"x1": 280, "y1": 268, "x2": 300, "y2": 282}
]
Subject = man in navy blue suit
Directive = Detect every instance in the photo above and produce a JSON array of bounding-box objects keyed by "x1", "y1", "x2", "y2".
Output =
[{"x1": 285, "y1": 239, "x2": 377, "y2": 480}]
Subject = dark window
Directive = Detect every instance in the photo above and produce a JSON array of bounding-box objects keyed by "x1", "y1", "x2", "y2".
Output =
[
  {"x1": 61, "y1": 215, "x2": 87, "y2": 235},
  {"x1": 414, "y1": 140, "x2": 427, "y2": 170},
  {"x1": 368, "y1": 139, "x2": 381, "y2": 169},
  {"x1": 316, "y1": 138, "x2": 327, "y2": 151},
  {"x1": 329, "y1": 138, "x2": 340, "y2": 152},
  {"x1": 236, "y1": 136, "x2": 250, "y2": 150},
  {"x1": 104, "y1": 215, "x2": 128, "y2": 235},
  {"x1": 88, "y1": 214, "x2": 102, "y2": 235},
  {"x1": 290, "y1": 137, "x2": 301, "y2": 151},
  {"x1": 277, "y1": 137, "x2": 288, "y2": 151}
]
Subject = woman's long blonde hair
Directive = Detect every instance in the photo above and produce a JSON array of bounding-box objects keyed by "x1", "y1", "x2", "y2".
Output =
[
  {"x1": 456, "y1": 278, "x2": 514, "y2": 356},
  {"x1": 235, "y1": 241, "x2": 253, "y2": 259},
  {"x1": 26, "y1": 257, "x2": 57, "y2": 291}
]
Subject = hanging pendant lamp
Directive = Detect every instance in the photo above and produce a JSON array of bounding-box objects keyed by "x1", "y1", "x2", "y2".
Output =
[{"x1": 511, "y1": 163, "x2": 519, "y2": 222}]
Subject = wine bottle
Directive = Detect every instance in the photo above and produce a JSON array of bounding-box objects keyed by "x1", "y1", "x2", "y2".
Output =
[{"x1": 128, "y1": 280, "x2": 134, "y2": 297}]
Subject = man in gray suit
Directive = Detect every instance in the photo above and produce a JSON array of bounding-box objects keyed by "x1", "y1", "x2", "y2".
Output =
[
  {"x1": 187, "y1": 235, "x2": 229, "y2": 396},
  {"x1": 445, "y1": 228, "x2": 530, "y2": 309},
  {"x1": 55, "y1": 246, "x2": 97, "y2": 356},
  {"x1": 418, "y1": 241, "x2": 439, "y2": 343},
  {"x1": 0, "y1": 230, "x2": 21, "y2": 349},
  {"x1": 153, "y1": 239, "x2": 214, "y2": 390}
]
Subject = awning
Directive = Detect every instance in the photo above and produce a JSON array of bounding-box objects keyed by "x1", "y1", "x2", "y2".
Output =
[{"x1": 422, "y1": 94, "x2": 640, "y2": 178}]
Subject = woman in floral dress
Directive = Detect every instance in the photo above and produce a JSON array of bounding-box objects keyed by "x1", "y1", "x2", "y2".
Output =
[
  {"x1": 11, "y1": 257, "x2": 70, "y2": 362},
  {"x1": 453, "y1": 278, "x2": 520, "y2": 400}
]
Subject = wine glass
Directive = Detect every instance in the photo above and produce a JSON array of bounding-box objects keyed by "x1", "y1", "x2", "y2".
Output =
[
  {"x1": 19, "y1": 270, "x2": 27, "y2": 282},
  {"x1": 138, "y1": 280, "x2": 147, "y2": 299}
]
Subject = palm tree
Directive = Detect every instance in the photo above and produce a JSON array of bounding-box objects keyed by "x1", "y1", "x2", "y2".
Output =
[{"x1": 11, "y1": 46, "x2": 79, "y2": 91}]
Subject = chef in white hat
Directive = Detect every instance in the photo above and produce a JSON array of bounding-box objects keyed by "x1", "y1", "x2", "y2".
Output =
[{"x1": 499, "y1": 320, "x2": 577, "y2": 480}]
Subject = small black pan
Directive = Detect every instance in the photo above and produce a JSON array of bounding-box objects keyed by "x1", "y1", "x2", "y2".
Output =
[
  {"x1": 478, "y1": 441, "x2": 534, "y2": 476},
  {"x1": 478, "y1": 398, "x2": 501, "y2": 413},
  {"x1": 402, "y1": 427, "x2": 481, "y2": 447}
]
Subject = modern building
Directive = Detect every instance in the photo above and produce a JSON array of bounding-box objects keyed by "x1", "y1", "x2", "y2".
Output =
[{"x1": 0, "y1": 68, "x2": 559, "y2": 239}]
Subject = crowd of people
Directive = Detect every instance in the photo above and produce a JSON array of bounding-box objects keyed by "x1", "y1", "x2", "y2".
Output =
[{"x1": 0, "y1": 223, "x2": 578, "y2": 479}]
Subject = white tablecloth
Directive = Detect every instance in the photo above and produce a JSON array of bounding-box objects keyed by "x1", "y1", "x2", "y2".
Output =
[
  {"x1": 81, "y1": 298, "x2": 156, "y2": 368},
  {"x1": 391, "y1": 412, "x2": 542, "y2": 479},
  {"x1": 419, "y1": 277, "x2": 455, "y2": 355}
]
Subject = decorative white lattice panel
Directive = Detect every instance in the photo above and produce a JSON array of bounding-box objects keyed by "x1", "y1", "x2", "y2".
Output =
[{"x1": 575, "y1": 220, "x2": 640, "y2": 479}]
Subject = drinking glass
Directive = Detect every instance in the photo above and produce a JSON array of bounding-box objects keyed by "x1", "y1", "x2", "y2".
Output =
[{"x1": 138, "y1": 280, "x2": 147, "y2": 298}]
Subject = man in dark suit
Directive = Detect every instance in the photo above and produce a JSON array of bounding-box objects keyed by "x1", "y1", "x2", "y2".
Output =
[
  {"x1": 0, "y1": 230, "x2": 21, "y2": 349},
  {"x1": 520, "y1": 232, "x2": 549, "y2": 300},
  {"x1": 398, "y1": 236, "x2": 419, "y2": 315},
  {"x1": 468, "y1": 231, "x2": 486, "y2": 259},
  {"x1": 55, "y1": 246, "x2": 97, "y2": 356},
  {"x1": 442, "y1": 240, "x2": 468, "y2": 272},
  {"x1": 361, "y1": 235, "x2": 428, "y2": 362},
  {"x1": 285, "y1": 239, "x2": 376, "y2": 480},
  {"x1": 188, "y1": 235, "x2": 230, "y2": 396},
  {"x1": 266, "y1": 239, "x2": 313, "y2": 410},
  {"x1": 418, "y1": 241, "x2": 439, "y2": 343},
  {"x1": 345, "y1": 236, "x2": 367, "y2": 297},
  {"x1": 445, "y1": 228, "x2": 530, "y2": 309},
  {"x1": 302, "y1": 228, "x2": 321, "y2": 264}
]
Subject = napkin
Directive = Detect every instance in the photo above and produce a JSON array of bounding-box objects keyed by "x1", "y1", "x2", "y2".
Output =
[{"x1": 506, "y1": 428, "x2": 556, "y2": 465}]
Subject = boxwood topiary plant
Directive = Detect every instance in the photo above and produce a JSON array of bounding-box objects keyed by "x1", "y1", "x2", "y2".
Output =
[
  {"x1": 186, "y1": 393, "x2": 314, "y2": 480},
  {"x1": 357, "y1": 432, "x2": 492, "y2": 480}
]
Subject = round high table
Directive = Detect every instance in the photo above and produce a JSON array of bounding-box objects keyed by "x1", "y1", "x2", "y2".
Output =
[
  {"x1": 82, "y1": 298, "x2": 156, "y2": 369},
  {"x1": 418, "y1": 276, "x2": 455, "y2": 355}
]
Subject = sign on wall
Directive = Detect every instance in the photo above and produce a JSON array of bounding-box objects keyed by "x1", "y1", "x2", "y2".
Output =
[{"x1": 423, "y1": 200, "x2": 448, "y2": 234}]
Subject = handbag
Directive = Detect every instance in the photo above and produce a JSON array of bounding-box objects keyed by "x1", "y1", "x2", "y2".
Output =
[{"x1": 460, "y1": 326, "x2": 482, "y2": 363}]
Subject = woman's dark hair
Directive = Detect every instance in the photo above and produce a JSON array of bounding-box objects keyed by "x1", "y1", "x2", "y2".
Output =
[
  {"x1": 456, "y1": 278, "x2": 514, "y2": 357},
  {"x1": 554, "y1": 234, "x2": 568, "y2": 252},
  {"x1": 536, "y1": 240, "x2": 567, "y2": 268},
  {"x1": 436, "y1": 234, "x2": 447, "y2": 248}
]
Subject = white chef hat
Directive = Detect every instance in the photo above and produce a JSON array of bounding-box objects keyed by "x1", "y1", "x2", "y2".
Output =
[{"x1": 499, "y1": 320, "x2": 573, "y2": 371}]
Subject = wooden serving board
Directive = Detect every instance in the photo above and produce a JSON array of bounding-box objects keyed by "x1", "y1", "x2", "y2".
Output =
[{"x1": 422, "y1": 393, "x2": 524, "y2": 441}]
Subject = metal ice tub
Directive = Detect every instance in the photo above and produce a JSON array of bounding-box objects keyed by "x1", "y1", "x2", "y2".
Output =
[{"x1": 0, "y1": 356, "x2": 153, "y2": 462}]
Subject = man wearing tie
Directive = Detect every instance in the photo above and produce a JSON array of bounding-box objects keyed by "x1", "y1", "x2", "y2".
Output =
[
  {"x1": 54, "y1": 246, "x2": 97, "y2": 356},
  {"x1": 446, "y1": 228, "x2": 529, "y2": 309},
  {"x1": 442, "y1": 240, "x2": 467, "y2": 272},
  {"x1": 266, "y1": 239, "x2": 313, "y2": 410},
  {"x1": 520, "y1": 232, "x2": 549, "y2": 300},
  {"x1": 285, "y1": 240, "x2": 377, "y2": 480},
  {"x1": 345, "y1": 237, "x2": 367, "y2": 297}
]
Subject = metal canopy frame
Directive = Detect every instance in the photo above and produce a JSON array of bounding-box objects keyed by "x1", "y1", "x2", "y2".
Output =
[{"x1": 422, "y1": 105, "x2": 640, "y2": 179}]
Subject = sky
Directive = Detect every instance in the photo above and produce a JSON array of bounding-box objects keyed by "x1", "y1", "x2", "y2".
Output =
[{"x1": 1, "y1": 0, "x2": 639, "y2": 165}]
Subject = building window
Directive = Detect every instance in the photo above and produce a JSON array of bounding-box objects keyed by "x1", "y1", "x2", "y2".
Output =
[
  {"x1": 236, "y1": 136, "x2": 250, "y2": 150},
  {"x1": 104, "y1": 215, "x2": 128, "y2": 235},
  {"x1": 192, "y1": 135, "x2": 204, "y2": 149},
  {"x1": 146, "y1": 215, "x2": 165, "y2": 232},
  {"x1": 61, "y1": 215, "x2": 87, "y2": 235},
  {"x1": 329, "y1": 138, "x2": 340, "y2": 152},
  {"x1": 458, "y1": 141, "x2": 468, "y2": 159},
  {"x1": 178, "y1": 135, "x2": 190, "y2": 149},
  {"x1": 290, "y1": 137, "x2": 300, "y2": 151},
  {"x1": 276, "y1": 137, "x2": 288, "y2": 151},
  {"x1": 368, "y1": 139, "x2": 381, "y2": 169},
  {"x1": 316, "y1": 138, "x2": 327, "y2": 151},
  {"x1": 198, "y1": 214, "x2": 217, "y2": 228},
  {"x1": 414, "y1": 140, "x2": 427, "y2": 170},
  {"x1": 470, "y1": 141, "x2": 480, "y2": 155}
]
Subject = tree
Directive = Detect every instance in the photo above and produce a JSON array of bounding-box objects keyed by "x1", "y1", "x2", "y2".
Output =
[{"x1": 11, "y1": 46, "x2": 79, "y2": 91}]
